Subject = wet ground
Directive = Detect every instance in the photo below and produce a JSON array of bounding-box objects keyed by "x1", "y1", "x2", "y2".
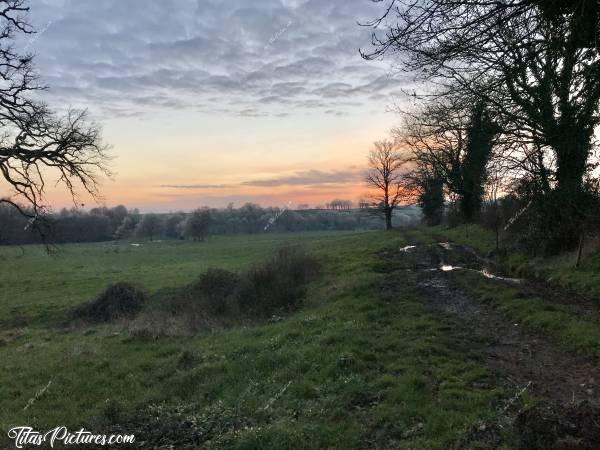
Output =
[{"x1": 390, "y1": 235, "x2": 600, "y2": 449}]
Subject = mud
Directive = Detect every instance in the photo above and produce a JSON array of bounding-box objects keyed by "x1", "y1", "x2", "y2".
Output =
[
  {"x1": 391, "y1": 237, "x2": 600, "y2": 448},
  {"x1": 514, "y1": 401, "x2": 600, "y2": 449}
]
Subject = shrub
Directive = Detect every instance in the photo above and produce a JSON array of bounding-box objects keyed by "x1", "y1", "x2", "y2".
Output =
[
  {"x1": 188, "y1": 269, "x2": 241, "y2": 315},
  {"x1": 128, "y1": 247, "x2": 319, "y2": 335},
  {"x1": 159, "y1": 269, "x2": 242, "y2": 331},
  {"x1": 239, "y1": 246, "x2": 320, "y2": 316},
  {"x1": 74, "y1": 282, "x2": 148, "y2": 323}
]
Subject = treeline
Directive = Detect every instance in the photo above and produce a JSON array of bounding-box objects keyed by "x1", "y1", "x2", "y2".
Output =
[
  {"x1": 364, "y1": 0, "x2": 600, "y2": 255},
  {"x1": 0, "y1": 203, "x2": 422, "y2": 245},
  {"x1": 0, "y1": 205, "x2": 131, "y2": 245}
]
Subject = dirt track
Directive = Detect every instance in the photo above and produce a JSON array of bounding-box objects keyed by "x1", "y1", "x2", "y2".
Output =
[{"x1": 389, "y1": 236, "x2": 600, "y2": 448}]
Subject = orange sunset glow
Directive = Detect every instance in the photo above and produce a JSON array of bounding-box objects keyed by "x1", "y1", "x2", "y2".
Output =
[{"x1": 3, "y1": 0, "x2": 408, "y2": 212}]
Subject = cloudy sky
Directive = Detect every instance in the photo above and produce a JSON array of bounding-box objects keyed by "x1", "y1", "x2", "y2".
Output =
[{"x1": 23, "y1": 0, "x2": 409, "y2": 211}]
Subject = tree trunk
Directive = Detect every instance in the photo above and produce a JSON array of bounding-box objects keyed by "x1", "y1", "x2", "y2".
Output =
[
  {"x1": 495, "y1": 217, "x2": 499, "y2": 252},
  {"x1": 576, "y1": 229, "x2": 585, "y2": 268},
  {"x1": 385, "y1": 209, "x2": 392, "y2": 230},
  {"x1": 554, "y1": 132, "x2": 589, "y2": 197},
  {"x1": 546, "y1": 129, "x2": 591, "y2": 251}
]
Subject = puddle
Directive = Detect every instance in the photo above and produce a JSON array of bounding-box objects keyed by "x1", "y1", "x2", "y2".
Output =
[
  {"x1": 481, "y1": 270, "x2": 523, "y2": 284},
  {"x1": 401, "y1": 242, "x2": 524, "y2": 284},
  {"x1": 438, "y1": 265, "x2": 523, "y2": 283}
]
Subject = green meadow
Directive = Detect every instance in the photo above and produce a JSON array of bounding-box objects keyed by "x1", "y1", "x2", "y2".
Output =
[
  {"x1": 0, "y1": 230, "x2": 505, "y2": 449},
  {"x1": 1, "y1": 227, "x2": 598, "y2": 448}
]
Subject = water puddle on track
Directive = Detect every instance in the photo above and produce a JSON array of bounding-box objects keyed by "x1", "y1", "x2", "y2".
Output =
[
  {"x1": 400, "y1": 245, "x2": 417, "y2": 252},
  {"x1": 400, "y1": 242, "x2": 524, "y2": 284},
  {"x1": 480, "y1": 269, "x2": 523, "y2": 283},
  {"x1": 437, "y1": 265, "x2": 523, "y2": 283}
]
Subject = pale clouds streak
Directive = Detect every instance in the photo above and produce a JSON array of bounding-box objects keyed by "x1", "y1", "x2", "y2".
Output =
[
  {"x1": 241, "y1": 169, "x2": 363, "y2": 187},
  {"x1": 161, "y1": 168, "x2": 363, "y2": 189}
]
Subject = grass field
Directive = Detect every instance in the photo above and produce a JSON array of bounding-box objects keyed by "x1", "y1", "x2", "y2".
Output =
[
  {"x1": 0, "y1": 230, "x2": 507, "y2": 449},
  {"x1": 0, "y1": 232, "x2": 356, "y2": 328},
  {"x1": 1, "y1": 228, "x2": 598, "y2": 448}
]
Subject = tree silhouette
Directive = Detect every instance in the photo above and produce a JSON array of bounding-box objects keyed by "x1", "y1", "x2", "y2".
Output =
[
  {"x1": 364, "y1": 0, "x2": 600, "y2": 249},
  {"x1": 0, "y1": 1, "x2": 109, "y2": 237},
  {"x1": 366, "y1": 140, "x2": 408, "y2": 230}
]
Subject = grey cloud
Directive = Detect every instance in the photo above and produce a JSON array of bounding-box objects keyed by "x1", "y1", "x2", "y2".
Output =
[
  {"x1": 29, "y1": 0, "x2": 404, "y2": 118},
  {"x1": 258, "y1": 95, "x2": 285, "y2": 104},
  {"x1": 238, "y1": 108, "x2": 269, "y2": 117},
  {"x1": 160, "y1": 184, "x2": 232, "y2": 189},
  {"x1": 161, "y1": 168, "x2": 363, "y2": 191},
  {"x1": 241, "y1": 169, "x2": 363, "y2": 187},
  {"x1": 324, "y1": 109, "x2": 348, "y2": 116}
]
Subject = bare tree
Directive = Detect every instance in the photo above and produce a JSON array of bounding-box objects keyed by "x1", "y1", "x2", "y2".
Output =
[
  {"x1": 366, "y1": 140, "x2": 408, "y2": 230},
  {"x1": 0, "y1": 1, "x2": 109, "y2": 235},
  {"x1": 136, "y1": 214, "x2": 163, "y2": 241},
  {"x1": 329, "y1": 199, "x2": 352, "y2": 211},
  {"x1": 183, "y1": 208, "x2": 212, "y2": 241},
  {"x1": 397, "y1": 96, "x2": 469, "y2": 205},
  {"x1": 396, "y1": 95, "x2": 499, "y2": 224}
]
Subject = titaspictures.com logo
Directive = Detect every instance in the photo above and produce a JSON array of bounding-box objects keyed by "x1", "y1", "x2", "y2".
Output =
[{"x1": 7, "y1": 426, "x2": 135, "y2": 448}]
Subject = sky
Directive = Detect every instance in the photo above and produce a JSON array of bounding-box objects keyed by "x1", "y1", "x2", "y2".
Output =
[{"x1": 17, "y1": 0, "x2": 411, "y2": 212}]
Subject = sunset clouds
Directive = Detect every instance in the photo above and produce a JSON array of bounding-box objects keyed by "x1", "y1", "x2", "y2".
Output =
[{"x1": 21, "y1": 0, "x2": 407, "y2": 211}]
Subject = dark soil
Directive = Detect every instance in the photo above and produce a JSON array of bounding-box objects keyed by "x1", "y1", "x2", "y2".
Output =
[{"x1": 514, "y1": 401, "x2": 600, "y2": 449}]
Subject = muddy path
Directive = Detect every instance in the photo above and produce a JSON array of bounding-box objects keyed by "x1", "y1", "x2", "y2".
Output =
[
  {"x1": 388, "y1": 235, "x2": 600, "y2": 447},
  {"x1": 429, "y1": 232, "x2": 600, "y2": 318},
  {"x1": 395, "y1": 239, "x2": 599, "y2": 403}
]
